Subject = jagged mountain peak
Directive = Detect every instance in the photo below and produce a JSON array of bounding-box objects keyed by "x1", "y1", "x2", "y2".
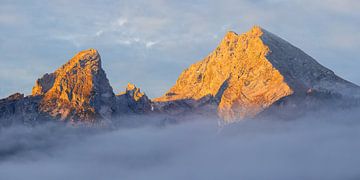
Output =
[
  {"x1": 32, "y1": 48, "x2": 101, "y2": 96},
  {"x1": 117, "y1": 83, "x2": 146, "y2": 102},
  {"x1": 1, "y1": 48, "x2": 154, "y2": 126},
  {"x1": 115, "y1": 83, "x2": 152, "y2": 114},
  {"x1": 126, "y1": 83, "x2": 138, "y2": 92},
  {"x1": 155, "y1": 26, "x2": 360, "y2": 122},
  {"x1": 32, "y1": 48, "x2": 116, "y2": 123}
]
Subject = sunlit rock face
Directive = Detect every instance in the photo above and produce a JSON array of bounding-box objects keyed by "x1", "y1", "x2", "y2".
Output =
[
  {"x1": 32, "y1": 49, "x2": 116, "y2": 124},
  {"x1": 155, "y1": 26, "x2": 360, "y2": 123},
  {"x1": 1, "y1": 49, "x2": 154, "y2": 126},
  {"x1": 115, "y1": 83, "x2": 152, "y2": 114}
]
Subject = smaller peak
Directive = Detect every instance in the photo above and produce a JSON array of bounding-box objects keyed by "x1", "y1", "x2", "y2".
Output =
[
  {"x1": 117, "y1": 83, "x2": 147, "y2": 102},
  {"x1": 126, "y1": 83, "x2": 137, "y2": 91}
]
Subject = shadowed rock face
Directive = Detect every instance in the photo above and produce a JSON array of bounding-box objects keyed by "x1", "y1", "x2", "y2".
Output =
[
  {"x1": 32, "y1": 73, "x2": 56, "y2": 96},
  {"x1": 154, "y1": 26, "x2": 360, "y2": 123},
  {"x1": 115, "y1": 83, "x2": 152, "y2": 114},
  {"x1": 32, "y1": 49, "x2": 116, "y2": 124},
  {"x1": 0, "y1": 93, "x2": 44, "y2": 127}
]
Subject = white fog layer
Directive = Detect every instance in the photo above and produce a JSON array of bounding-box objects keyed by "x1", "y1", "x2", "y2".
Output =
[{"x1": 1, "y1": 109, "x2": 360, "y2": 180}]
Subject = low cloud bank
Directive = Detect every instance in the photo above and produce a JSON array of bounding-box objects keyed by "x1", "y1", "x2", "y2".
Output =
[{"x1": 1, "y1": 109, "x2": 360, "y2": 180}]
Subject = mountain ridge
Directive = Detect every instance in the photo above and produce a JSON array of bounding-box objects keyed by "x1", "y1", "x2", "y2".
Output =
[{"x1": 1, "y1": 25, "x2": 359, "y2": 126}]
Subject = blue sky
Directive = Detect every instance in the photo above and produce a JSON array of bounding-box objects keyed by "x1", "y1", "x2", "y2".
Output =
[{"x1": 0, "y1": 0, "x2": 359, "y2": 98}]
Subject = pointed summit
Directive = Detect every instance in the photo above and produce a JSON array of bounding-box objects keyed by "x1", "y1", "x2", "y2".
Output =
[
  {"x1": 155, "y1": 26, "x2": 360, "y2": 123},
  {"x1": 118, "y1": 83, "x2": 147, "y2": 101},
  {"x1": 116, "y1": 83, "x2": 152, "y2": 114},
  {"x1": 126, "y1": 83, "x2": 136, "y2": 91},
  {"x1": 33, "y1": 48, "x2": 116, "y2": 123}
]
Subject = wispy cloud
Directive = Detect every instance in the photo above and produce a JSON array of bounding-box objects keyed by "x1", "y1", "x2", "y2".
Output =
[{"x1": 145, "y1": 41, "x2": 159, "y2": 48}]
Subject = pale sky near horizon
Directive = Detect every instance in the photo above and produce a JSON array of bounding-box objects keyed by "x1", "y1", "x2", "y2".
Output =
[{"x1": 0, "y1": 0, "x2": 359, "y2": 98}]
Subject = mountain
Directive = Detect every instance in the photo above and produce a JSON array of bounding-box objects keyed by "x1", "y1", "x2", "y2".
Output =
[
  {"x1": 0, "y1": 49, "x2": 151, "y2": 127},
  {"x1": 154, "y1": 26, "x2": 360, "y2": 123},
  {"x1": 1, "y1": 26, "x2": 359, "y2": 126},
  {"x1": 32, "y1": 49, "x2": 116, "y2": 124}
]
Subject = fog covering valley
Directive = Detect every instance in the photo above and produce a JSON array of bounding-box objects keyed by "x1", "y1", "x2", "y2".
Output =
[{"x1": 1, "y1": 107, "x2": 360, "y2": 180}]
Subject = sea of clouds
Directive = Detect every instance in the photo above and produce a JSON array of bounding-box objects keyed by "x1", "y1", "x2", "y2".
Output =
[{"x1": 1, "y1": 108, "x2": 360, "y2": 180}]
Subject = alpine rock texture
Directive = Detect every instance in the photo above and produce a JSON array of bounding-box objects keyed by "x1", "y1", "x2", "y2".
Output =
[
  {"x1": 32, "y1": 49, "x2": 116, "y2": 124},
  {"x1": 155, "y1": 26, "x2": 360, "y2": 123}
]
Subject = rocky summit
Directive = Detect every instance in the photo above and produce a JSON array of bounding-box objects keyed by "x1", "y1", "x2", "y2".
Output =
[
  {"x1": 32, "y1": 49, "x2": 116, "y2": 124},
  {"x1": 0, "y1": 49, "x2": 151, "y2": 127},
  {"x1": 1, "y1": 26, "x2": 360, "y2": 126},
  {"x1": 154, "y1": 26, "x2": 360, "y2": 123},
  {"x1": 115, "y1": 83, "x2": 152, "y2": 114}
]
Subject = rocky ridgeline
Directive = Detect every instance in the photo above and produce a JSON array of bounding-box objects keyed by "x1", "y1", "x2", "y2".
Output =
[
  {"x1": 1, "y1": 26, "x2": 360, "y2": 126},
  {"x1": 0, "y1": 49, "x2": 152, "y2": 127}
]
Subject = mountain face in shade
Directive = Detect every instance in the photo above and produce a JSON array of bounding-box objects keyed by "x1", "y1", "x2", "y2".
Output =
[
  {"x1": 0, "y1": 93, "x2": 44, "y2": 126},
  {"x1": 115, "y1": 83, "x2": 152, "y2": 114},
  {"x1": 154, "y1": 26, "x2": 360, "y2": 123}
]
